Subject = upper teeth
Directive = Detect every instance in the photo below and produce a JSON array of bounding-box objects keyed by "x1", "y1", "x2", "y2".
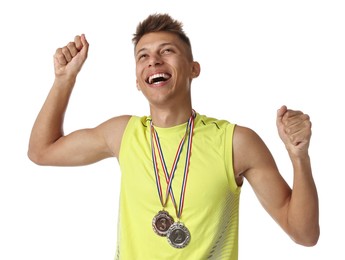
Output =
[{"x1": 148, "y1": 73, "x2": 170, "y2": 84}]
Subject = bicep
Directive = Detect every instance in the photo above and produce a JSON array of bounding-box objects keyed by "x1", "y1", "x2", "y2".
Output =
[
  {"x1": 38, "y1": 115, "x2": 131, "y2": 166},
  {"x1": 45, "y1": 128, "x2": 110, "y2": 166},
  {"x1": 233, "y1": 126, "x2": 291, "y2": 226}
]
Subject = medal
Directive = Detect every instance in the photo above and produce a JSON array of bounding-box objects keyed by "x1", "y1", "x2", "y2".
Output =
[
  {"x1": 167, "y1": 222, "x2": 191, "y2": 248},
  {"x1": 152, "y1": 210, "x2": 174, "y2": 236},
  {"x1": 149, "y1": 110, "x2": 196, "y2": 247}
]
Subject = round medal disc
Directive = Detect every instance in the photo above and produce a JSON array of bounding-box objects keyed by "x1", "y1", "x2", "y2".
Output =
[
  {"x1": 167, "y1": 222, "x2": 191, "y2": 248},
  {"x1": 152, "y1": 210, "x2": 174, "y2": 236}
]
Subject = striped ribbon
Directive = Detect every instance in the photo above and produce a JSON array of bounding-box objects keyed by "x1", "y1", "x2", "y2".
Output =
[{"x1": 149, "y1": 110, "x2": 196, "y2": 219}]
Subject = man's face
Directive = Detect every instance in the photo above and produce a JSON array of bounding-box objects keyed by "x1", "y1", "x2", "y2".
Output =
[{"x1": 135, "y1": 31, "x2": 199, "y2": 107}]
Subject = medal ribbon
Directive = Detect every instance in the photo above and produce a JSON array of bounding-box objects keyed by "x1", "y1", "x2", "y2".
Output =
[
  {"x1": 150, "y1": 123, "x2": 186, "y2": 209},
  {"x1": 149, "y1": 110, "x2": 195, "y2": 219},
  {"x1": 178, "y1": 113, "x2": 194, "y2": 219}
]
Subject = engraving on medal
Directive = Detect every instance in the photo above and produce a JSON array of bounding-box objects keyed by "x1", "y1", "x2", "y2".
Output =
[
  {"x1": 167, "y1": 222, "x2": 191, "y2": 248},
  {"x1": 152, "y1": 210, "x2": 174, "y2": 236}
]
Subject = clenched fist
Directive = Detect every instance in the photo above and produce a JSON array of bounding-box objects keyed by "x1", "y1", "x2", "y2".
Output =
[
  {"x1": 54, "y1": 34, "x2": 89, "y2": 79},
  {"x1": 276, "y1": 105, "x2": 312, "y2": 157}
]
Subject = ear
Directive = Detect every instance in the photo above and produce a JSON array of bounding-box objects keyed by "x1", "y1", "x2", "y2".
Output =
[
  {"x1": 191, "y1": 61, "x2": 201, "y2": 78},
  {"x1": 136, "y1": 79, "x2": 141, "y2": 91}
]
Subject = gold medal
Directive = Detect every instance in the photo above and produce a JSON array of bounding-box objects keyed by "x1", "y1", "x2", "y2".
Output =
[{"x1": 152, "y1": 210, "x2": 174, "y2": 236}]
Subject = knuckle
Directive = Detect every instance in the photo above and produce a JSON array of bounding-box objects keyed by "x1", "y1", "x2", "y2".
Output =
[
  {"x1": 61, "y1": 46, "x2": 69, "y2": 54},
  {"x1": 67, "y1": 41, "x2": 75, "y2": 48},
  {"x1": 55, "y1": 51, "x2": 64, "y2": 60}
]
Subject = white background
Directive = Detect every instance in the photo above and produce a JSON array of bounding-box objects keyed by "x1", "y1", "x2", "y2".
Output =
[{"x1": 1, "y1": 0, "x2": 344, "y2": 259}]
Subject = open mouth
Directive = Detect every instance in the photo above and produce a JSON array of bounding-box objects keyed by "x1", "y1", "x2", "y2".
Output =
[{"x1": 146, "y1": 73, "x2": 171, "y2": 85}]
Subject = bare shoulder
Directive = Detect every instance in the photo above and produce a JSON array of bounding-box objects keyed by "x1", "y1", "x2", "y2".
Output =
[
  {"x1": 96, "y1": 115, "x2": 132, "y2": 158},
  {"x1": 233, "y1": 125, "x2": 259, "y2": 143},
  {"x1": 232, "y1": 125, "x2": 276, "y2": 179},
  {"x1": 233, "y1": 125, "x2": 265, "y2": 155},
  {"x1": 99, "y1": 115, "x2": 132, "y2": 129}
]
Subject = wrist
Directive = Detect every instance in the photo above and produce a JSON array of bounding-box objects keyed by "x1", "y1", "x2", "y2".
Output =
[
  {"x1": 289, "y1": 151, "x2": 311, "y2": 167},
  {"x1": 53, "y1": 75, "x2": 77, "y2": 89}
]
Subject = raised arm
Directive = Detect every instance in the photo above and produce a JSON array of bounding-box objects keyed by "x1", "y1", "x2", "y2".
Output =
[
  {"x1": 28, "y1": 35, "x2": 130, "y2": 166},
  {"x1": 233, "y1": 105, "x2": 319, "y2": 246}
]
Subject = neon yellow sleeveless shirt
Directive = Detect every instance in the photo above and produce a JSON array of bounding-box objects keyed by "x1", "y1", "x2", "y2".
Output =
[{"x1": 117, "y1": 113, "x2": 241, "y2": 260}]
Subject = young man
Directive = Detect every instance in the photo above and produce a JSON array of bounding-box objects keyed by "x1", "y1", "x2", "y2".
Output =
[{"x1": 28, "y1": 13, "x2": 319, "y2": 259}]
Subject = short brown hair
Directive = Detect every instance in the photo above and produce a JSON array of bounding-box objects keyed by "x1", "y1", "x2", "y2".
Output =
[{"x1": 132, "y1": 13, "x2": 193, "y2": 59}]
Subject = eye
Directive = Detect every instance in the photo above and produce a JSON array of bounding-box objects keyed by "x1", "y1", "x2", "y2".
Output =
[
  {"x1": 138, "y1": 53, "x2": 148, "y2": 61},
  {"x1": 162, "y1": 48, "x2": 172, "y2": 54}
]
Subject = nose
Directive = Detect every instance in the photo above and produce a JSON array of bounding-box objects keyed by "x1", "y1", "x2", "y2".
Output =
[{"x1": 148, "y1": 53, "x2": 163, "y2": 67}]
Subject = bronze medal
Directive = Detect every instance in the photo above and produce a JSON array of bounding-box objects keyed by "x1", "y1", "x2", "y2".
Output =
[
  {"x1": 152, "y1": 210, "x2": 174, "y2": 236},
  {"x1": 167, "y1": 222, "x2": 191, "y2": 248}
]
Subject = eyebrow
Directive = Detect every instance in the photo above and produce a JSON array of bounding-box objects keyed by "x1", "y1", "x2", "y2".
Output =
[{"x1": 136, "y1": 42, "x2": 176, "y2": 56}]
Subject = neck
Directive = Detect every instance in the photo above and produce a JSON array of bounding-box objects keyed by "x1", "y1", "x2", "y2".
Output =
[{"x1": 149, "y1": 104, "x2": 193, "y2": 128}]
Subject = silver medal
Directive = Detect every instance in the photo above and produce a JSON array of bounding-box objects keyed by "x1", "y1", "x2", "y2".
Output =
[{"x1": 167, "y1": 222, "x2": 191, "y2": 248}]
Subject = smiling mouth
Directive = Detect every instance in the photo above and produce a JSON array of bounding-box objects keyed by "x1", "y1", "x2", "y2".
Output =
[{"x1": 146, "y1": 73, "x2": 171, "y2": 85}]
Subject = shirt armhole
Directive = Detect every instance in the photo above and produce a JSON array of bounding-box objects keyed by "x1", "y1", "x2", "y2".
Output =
[
  {"x1": 118, "y1": 115, "x2": 136, "y2": 164},
  {"x1": 224, "y1": 123, "x2": 241, "y2": 194}
]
